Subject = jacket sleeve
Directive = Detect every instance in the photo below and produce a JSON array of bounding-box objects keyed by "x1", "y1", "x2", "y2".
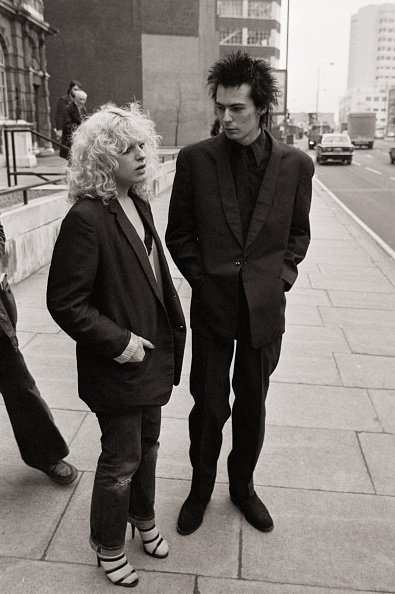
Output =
[
  {"x1": 47, "y1": 207, "x2": 131, "y2": 358},
  {"x1": 165, "y1": 149, "x2": 204, "y2": 289},
  {"x1": 280, "y1": 156, "x2": 314, "y2": 289},
  {"x1": 0, "y1": 221, "x2": 5, "y2": 261}
]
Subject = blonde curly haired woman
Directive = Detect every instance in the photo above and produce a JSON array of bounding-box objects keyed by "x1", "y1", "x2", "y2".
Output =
[{"x1": 47, "y1": 103, "x2": 186, "y2": 588}]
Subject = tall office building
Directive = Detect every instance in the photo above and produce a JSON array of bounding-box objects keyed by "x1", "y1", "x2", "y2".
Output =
[
  {"x1": 217, "y1": 0, "x2": 281, "y2": 66},
  {"x1": 339, "y1": 3, "x2": 395, "y2": 134}
]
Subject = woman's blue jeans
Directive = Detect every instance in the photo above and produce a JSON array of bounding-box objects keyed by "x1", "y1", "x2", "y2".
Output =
[{"x1": 90, "y1": 406, "x2": 161, "y2": 555}]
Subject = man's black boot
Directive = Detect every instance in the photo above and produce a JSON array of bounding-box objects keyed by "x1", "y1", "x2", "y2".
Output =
[
  {"x1": 177, "y1": 493, "x2": 208, "y2": 535},
  {"x1": 230, "y1": 492, "x2": 274, "y2": 532}
]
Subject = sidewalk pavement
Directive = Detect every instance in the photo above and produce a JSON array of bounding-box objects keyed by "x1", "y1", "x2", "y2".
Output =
[{"x1": 1, "y1": 177, "x2": 395, "y2": 593}]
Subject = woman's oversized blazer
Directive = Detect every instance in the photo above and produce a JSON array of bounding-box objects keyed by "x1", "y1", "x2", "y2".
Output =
[{"x1": 47, "y1": 194, "x2": 186, "y2": 414}]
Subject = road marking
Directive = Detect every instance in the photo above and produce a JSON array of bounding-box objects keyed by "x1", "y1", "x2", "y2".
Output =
[
  {"x1": 365, "y1": 167, "x2": 382, "y2": 175},
  {"x1": 353, "y1": 161, "x2": 362, "y2": 166},
  {"x1": 314, "y1": 177, "x2": 395, "y2": 261}
]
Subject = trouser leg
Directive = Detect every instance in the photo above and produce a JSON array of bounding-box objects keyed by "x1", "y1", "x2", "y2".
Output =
[
  {"x1": 90, "y1": 407, "x2": 160, "y2": 553},
  {"x1": 0, "y1": 333, "x2": 69, "y2": 469},
  {"x1": 189, "y1": 331, "x2": 234, "y2": 503},
  {"x1": 228, "y1": 331, "x2": 282, "y2": 499},
  {"x1": 128, "y1": 406, "x2": 161, "y2": 522}
]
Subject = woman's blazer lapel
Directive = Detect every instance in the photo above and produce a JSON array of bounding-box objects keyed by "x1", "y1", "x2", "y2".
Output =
[{"x1": 107, "y1": 198, "x2": 164, "y2": 304}]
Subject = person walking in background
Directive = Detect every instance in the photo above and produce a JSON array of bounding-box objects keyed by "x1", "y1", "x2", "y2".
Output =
[
  {"x1": 166, "y1": 51, "x2": 314, "y2": 536},
  {"x1": 47, "y1": 103, "x2": 186, "y2": 588},
  {"x1": 54, "y1": 80, "x2": 82, "y2": 141},
  {"x1": 0, "y1": 221, "x2": 78, "y2": 485},
  {"x1": 59, "y1": 89, "x2": 88, "y2": 161}
]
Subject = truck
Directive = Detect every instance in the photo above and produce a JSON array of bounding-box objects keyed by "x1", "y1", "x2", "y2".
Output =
[
  {"x1": 307, "y1": 123, "x2": 332, "y2": 149},
  {"x1": 347, "y1": 112, "x2": 376, "y2": 149}
]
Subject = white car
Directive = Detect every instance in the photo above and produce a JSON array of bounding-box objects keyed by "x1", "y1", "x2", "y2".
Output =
[{"x1": 316, "y1": 133, "x2": 354, "y2": 165}]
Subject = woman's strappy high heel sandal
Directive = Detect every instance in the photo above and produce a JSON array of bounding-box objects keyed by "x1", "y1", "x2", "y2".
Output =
[
  {"x1": 96, "y1": 552, "x2": 138, "y2": 588},
  {"x1": 130, "y1": 521, "x2": 169, "y2": 559}
]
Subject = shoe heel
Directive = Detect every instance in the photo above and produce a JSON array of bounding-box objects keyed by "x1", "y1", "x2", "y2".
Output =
[
  {"x1": 131, "y1": 524, "x2": 136, "y2": 539},
  {"x1": 96, "y1": 555, "x2": 101, "y2": 567}
]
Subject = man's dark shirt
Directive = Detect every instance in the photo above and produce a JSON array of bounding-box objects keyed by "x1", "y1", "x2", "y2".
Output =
[{"x1": 226, "y1": 130, "x2": 271, "y2": 240}]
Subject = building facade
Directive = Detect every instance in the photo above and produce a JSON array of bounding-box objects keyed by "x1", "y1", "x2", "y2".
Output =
[
  {"x1": 340, "y1": 3, "x2": 395, "y2": 135},
  {"x1": 0, "y1": 0, "x2": 54, "y2": 163},
  {"x1": 45, "y1": 0, "x2": 219, "y2": 146},
  {"x1": 217, "y1": 0, "x2": 281, "y2": 65}
]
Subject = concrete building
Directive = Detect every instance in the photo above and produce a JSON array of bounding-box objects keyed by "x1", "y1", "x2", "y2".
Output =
[
  {"x1": 339, "y1": 3, "x2": 395, "y2": 135},
  {"x1": 45, "y1": 0, "x2": 219, "y2": 146},
  {"x1": 0, "y1": 0, "x2": 55, "y2": 166},
  {"x1": 217, "y1": 0, "x2": 281, "y2": 65}
]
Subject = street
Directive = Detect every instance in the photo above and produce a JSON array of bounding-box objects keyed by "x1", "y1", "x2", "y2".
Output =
[{"x1": 300, "y1": 138, "x2": 395, "y2": 251}]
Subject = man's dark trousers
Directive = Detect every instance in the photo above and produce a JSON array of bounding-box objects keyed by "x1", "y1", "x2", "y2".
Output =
[
  {"x1": 188, "y1": 284, "x2": 282, "y2": 504},
  {"x1": 0, "y1": 332, "x2": 69, "y2": 469}
]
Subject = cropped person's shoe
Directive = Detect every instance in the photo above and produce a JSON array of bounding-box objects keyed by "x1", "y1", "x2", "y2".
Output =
[
  {"x1": 177, "y1": 493, "x2": 208, "y2": 535},
  {"x1": 97, "y1": 552, "x2": 138, "y2": 588},
  {"x1": 230, "y1": 492, "x2": 274, "y2": 532},
  {"x1": 41, "y1": 460, "x2": 78, "y2": 485},
  {"x1": 130, "y1": 521, "x2": 169, "y2": 558}
]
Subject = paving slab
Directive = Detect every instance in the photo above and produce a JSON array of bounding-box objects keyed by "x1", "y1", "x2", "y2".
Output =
[
  {"x1": 286, "y1": 287, "x2": 331, "y2": 306},
  {"x1": 0, "y1": 558, "x2": 195, "y2": 594},
  {"x1": 266, "y1": 383, "x2": 382, "y2": 432},
  {"x1": 21, "y1": 332, "x2": 76, "y2": 359},
  {"x1": 335, "y1": 353, "x2": 395, "y2": 389},
  {"x1": 306, "y1": 239, "x2": 374, "y2": 265},
  {"x1": 369, "y1": 389, "x2": 395, "y2": 433},
  {"x1": 284, "y1": 304, "x2": 323, "y2": 326},
  {"x1": 359, "y1": 432, "x2": 395, "y2": 495},
  {"x1": 327, "y1": 289, "x2": 395, "y2": 310},
  {"x1": 241, "y1": 486, "x2": 395, "y2": 592},
  {"x1": 28, "y1": 377, "x2": 84, "y2": 411},
  {"x1": 198, "y1": 576, "x2": 384, "y2": 594},
  {"x1": 319, "y1": 307, "x2": 395, "y2": 356},
  {"x1": 254, "y1": 426, "x2": 373, "y2": 493},
  {"x1": 273, "y1": 350, "x2": 341, "y2": 386},
  {"x1": 14, "y1": 306, "x2": 61, "y2": 334},
  {"x1": 0, "y1": 464, "x2": 79, "y2": 558},
  {"x1": 46, "y1": 474, "x2": 240, "y2": 579},
  {"x1": 162, "y1": 373, "x2": 194, "y2": 419},
  {"x1": 311, "y1": 218, "x2": 351, "y2": 240},
  {"x1": 309, "y1": 269, "x2": 394, "y2": 292}
]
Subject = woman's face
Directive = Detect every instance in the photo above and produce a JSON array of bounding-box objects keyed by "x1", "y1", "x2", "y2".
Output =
[
  {"x1": 70, "y1": 85, "x2": 81, "y2": 97},
  {"x1": 114, "y1": 140, "x2": 147, "y2": 190}
]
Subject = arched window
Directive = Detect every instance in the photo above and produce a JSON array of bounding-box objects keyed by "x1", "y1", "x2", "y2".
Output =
[{"x1": 0, "y1": 45, "x2": 8, "y2": 119}]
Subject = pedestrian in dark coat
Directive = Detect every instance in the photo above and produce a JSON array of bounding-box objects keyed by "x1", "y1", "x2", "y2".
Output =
[
  {"x1": 0, "y1": 221, "x2": 77, "y2": 484},
  {"x1": 59, "y1": 89, "x2": 87, "y2": 160},
  {"x1": 47, "y1": 103, "x2": 186, "y2": 588},
  {"x1": 54, "y1": 79, "x2": 82, "y2": 140},
  {"x1": 166, "y1": 51, "x2": 314, "y2": 536}
]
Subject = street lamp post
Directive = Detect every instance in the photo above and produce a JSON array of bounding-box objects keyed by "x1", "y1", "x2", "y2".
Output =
[{"x1": 316, "y1": 62, "x2": 334, "y2": 122}]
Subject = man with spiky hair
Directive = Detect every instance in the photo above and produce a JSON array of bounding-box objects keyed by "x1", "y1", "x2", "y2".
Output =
[{"x1": 166, "y1": 51, "x2": 314, "y2": 535}]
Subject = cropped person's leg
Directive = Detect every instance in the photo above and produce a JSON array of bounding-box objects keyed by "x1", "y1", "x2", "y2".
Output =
[{"x1": 0, "y1": 334, "x2": 70, "y2": 471}]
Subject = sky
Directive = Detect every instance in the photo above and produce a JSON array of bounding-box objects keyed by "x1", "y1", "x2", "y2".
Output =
[{"x1": 279, "y1": 0, "x2": 394, "y2": 119}]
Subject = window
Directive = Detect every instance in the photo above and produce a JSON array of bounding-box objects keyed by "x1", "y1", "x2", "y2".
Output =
[
  {"x1": 220, "y1": 28, "x2": 243, "y2": 44},
  {"x1": 248, "y1": 1, "x2": 273, "y2": 19},
  {"x1": 217, "y1": 0, "x2": 243, "y2": 17},
  {"x1": 247, "y1": 29, "x2": 271, "y2": 46},
  {"x1": 0, "y1": 45, "x2": 8, "y2": 119}
]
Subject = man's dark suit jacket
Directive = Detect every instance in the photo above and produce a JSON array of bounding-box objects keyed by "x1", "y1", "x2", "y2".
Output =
[
  {"x1": 47, "y1": 195, "x2": 186, "y2": 414},
  {"x1": 166, "y1": 131, "x2": 314, "y2": 348}
]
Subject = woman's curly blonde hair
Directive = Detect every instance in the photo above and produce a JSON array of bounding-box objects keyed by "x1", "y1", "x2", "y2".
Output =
[{"x1": 67, "y1": 102, "x2": 160, "y2": 203}]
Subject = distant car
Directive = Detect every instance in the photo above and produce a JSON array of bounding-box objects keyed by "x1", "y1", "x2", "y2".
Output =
[
  {"x1": 316, "y1": 133, "x2": 354, "y2": 164},
  {"x1": 390, "y1": 147, "x2": 395, "y2": 164}
]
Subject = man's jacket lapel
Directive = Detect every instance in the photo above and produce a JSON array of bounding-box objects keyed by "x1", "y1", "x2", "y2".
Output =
[
  {"x1": 245, "y1": 133, "x2": 283, "y2": 251},
  {"x1": 216, "y1": 134, "x2": 244, "y2": 248}
]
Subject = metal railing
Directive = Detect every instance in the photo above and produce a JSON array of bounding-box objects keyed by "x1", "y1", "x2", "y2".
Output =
[
  {"x1": 0, "y1": 176, "x2": 66, "y2": 206},
  {"x1": 4, "y1": 127, "x2": 66, "y2": 187}
]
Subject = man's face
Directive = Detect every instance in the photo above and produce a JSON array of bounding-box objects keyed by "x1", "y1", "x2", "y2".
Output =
[{"x1": 215, "y1": 83, "x2": 264, "y2": 146}]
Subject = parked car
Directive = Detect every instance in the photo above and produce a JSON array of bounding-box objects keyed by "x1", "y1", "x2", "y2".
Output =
[
  {"x1": 390, "y1": 147, "x2": 395, "y2": 164},
  {"x1": 316, "y1": 133, "x2": 354, "y2": 164}
]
